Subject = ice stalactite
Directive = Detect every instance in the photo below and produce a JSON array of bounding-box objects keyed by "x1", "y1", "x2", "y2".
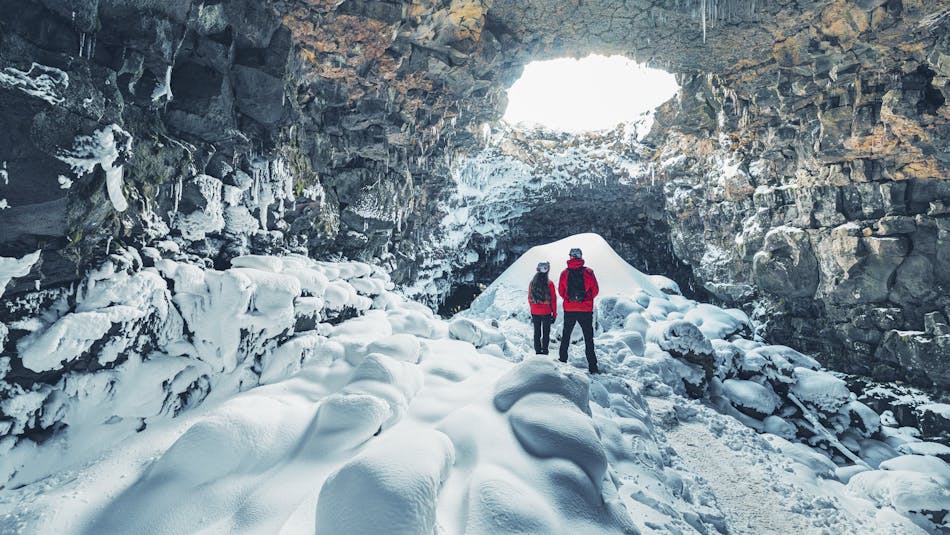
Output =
[
  {"x1": 56, "y1": 124, "x2": 133, "y2": 212},
  {"x1": 702, "y1": 0, "x2": 707, "y2": 44}
]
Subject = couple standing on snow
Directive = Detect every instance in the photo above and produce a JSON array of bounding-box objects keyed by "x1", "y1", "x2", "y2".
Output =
[{"x1": 527, "y1": 248, "x2": 600, "y2": 374}]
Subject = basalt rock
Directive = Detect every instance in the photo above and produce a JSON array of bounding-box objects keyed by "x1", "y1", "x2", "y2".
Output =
[{"x1": 649, "y1": 2, "x2": 949, "y2": 387}]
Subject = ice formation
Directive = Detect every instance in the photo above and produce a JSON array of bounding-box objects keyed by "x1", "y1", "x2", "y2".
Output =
[
  {"x1": 0, "y1": 250, "x2": 41, "y2": 298},
  {"x1": 56, "y1": 124, "x2": 133, "y2": 212},
  {"x1": 0, "y1": 234, "x2": 948, "y2": 534},
  {"x1": 0, "y1": 62, "x2": 68, "y2": 105},
  {"x1": 407, "y1": 123, "x2": 655, "y2": 304}
]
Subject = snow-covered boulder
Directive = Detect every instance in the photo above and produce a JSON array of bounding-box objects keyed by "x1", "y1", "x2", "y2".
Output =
[
  {"x1": 847, "y1": 470, "x2": 950, "y2": 532},
  {"x1": 790, "y1": 368, "x2": 851, "y2": 414},
  {"x1": 448, "y1": 317, "x2": 506, "y2": 348},
  {"x1": 722, "y1": 379, "x2": 782, "y2": 418}
]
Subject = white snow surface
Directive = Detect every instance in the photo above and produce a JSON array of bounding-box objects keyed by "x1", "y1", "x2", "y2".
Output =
[{"x1": 1, "y1": 234, "x2": 948, "y2": 534}]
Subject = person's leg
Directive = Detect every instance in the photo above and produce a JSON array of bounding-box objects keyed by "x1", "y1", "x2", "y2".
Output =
[
  {"x1": 579, "y1": 312, "x2": 598, "y2": 372},
  {"x1": 559, "y1": 312, "x2": 577, "y2": 362},
  {"x1": 540, "y1": 315, "x2": 551, "y2": 354},
  {"x1": 531, "y1": 314, "x2": 543, "y2": 354}
]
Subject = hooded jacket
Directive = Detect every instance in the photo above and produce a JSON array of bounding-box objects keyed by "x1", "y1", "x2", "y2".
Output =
[
  {"x1": 558, "y1": 258, "x2": 599, "y2": 312},
  {"x1": 528, "y1": 279, "x2": 557, "y2": 317}
]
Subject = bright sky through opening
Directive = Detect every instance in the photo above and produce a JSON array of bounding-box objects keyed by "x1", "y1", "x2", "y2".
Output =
[{"x1": 503, "y1": 55, "x2": 679, "y2": 132}]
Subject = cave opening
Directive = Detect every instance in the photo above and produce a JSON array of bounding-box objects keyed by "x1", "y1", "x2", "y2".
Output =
[
  {"x1": 434, "y1": 55, "x2": 690, "y2": 316},
  {"x1": 502, "y1": 54, "x2": 679, "y2": 132}
]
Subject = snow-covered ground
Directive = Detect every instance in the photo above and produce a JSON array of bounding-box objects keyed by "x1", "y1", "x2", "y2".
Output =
[{"x1": 1, "y1": 234, "x2": 948, "y2": 534}]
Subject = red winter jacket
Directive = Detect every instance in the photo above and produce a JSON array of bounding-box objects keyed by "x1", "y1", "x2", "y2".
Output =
[
  {"x1": 528, "y1": 280, "x2": 557, "y2": 317},
  {"x1": 558, "y1": 258, "x2": 599, "y2": 312}
]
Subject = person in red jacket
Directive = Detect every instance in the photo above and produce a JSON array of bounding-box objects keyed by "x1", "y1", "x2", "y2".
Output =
[
  {"x1": 558, "y1": 248, "x2": 600, "y2": 373},
  {"x1": 528, "y1": 261, "x2": 557, "y2": 354}
]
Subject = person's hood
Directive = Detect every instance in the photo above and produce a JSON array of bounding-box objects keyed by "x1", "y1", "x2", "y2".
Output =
[{"x1": 567, "y1": 258, "x2": 585, "y2": 270}]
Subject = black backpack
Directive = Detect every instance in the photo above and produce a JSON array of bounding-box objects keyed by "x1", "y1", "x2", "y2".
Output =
[{"x1": 566, "y1": 268, "x2": 587, "y2": 302}]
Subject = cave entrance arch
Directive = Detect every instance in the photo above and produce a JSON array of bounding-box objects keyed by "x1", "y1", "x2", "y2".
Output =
[
  {"x1": 503, "y1": 54, "x2": 679, "y2": 132},
  {"x1": 435, "y1": 56, "x2": 693, "y2": 316}
]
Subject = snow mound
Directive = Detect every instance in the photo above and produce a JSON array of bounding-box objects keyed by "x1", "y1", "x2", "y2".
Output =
[
  {"x1": 493, "y1": 357, "x2": 590, "y2": 415},
  {"x1": 848, "y1": 470, "x2": 950, "y2": 531},
  {"x1": 468, "y1": 233, "x2": 662, "y2": 320},
  {"x1": 315, "y1": 429, "x2": 455, "y2": 535}
]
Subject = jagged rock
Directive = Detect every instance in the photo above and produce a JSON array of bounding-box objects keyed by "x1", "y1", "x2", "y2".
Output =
[
  {"x1": 876, "y1": 330, "x2": 950, "y2": 388},
  {"x1": 753, "y1": 226, "x2": 819, "y2": 298}
]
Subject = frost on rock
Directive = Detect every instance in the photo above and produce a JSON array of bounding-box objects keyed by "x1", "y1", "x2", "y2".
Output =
[
  {"x1": 0, "y1": 62, "x2": 68, "y2": 105},
  {"x1": 150, "y1": 65, "x2": 173, "y2": 103},
  {"x1": 56, "y1": 124, "x2": 133, "y2": 212},
  {"x1": 171, "y1": 174, "x2": 225, "y2": 240},
  {"x1": 0, "y1": 250, "x2": 40, "y2": 297},
  {"x1": 407, "y1": 123, "x2": 657, "y2": 304}
]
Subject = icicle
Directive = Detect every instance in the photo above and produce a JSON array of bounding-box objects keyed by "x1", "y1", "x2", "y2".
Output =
[{"x1": 701, "y1": 0, "x2": 707, "y2": 44}]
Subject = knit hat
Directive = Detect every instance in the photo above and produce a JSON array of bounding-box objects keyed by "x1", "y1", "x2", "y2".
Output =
[
  {"x1": 569, "y1": 248, "x2": 583, "y2": 259},
  {"x1": 536, "y1": 262, "x2": 550, "y2": 273}
]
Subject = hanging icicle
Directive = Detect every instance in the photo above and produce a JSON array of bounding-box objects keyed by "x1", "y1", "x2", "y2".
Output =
[{"x1": 701, "y1": 0, "x2": 707, "y2": 44}]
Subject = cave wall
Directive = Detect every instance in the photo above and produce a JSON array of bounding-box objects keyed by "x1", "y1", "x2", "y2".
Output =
[
  {"x1": 0, "y1": 0, "x2": 519, "y2": 301},
  {"x1": 647, "y1": 2, "x2": 950, "y2": 387}
]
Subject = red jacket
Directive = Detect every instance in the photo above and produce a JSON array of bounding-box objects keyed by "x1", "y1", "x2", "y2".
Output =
[
  {"x1": 558, "y1": 258, "x2": 599, "y2": 312},
  {"x1": 528, "y1": 280, "x2": 557, "y2": 317}
]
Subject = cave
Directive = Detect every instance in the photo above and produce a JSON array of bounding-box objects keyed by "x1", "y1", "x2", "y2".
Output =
[
  {"x1": 427, "y1": 53, "x2": 695, "y2": 313},
  {"x1": 0, "y1": 0, "x2": 949, "y2": 531},
  {"x1": 2, "y1": 2, "x2": 946, "y2": 388}
]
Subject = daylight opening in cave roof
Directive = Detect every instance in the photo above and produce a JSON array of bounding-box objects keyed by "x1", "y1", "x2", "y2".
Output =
[{"x1": 503, "y1": 54, "x2": 679, "y2": 133}]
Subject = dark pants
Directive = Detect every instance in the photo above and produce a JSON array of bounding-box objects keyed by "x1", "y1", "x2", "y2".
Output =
[
  {"x1": 531, "y1": 314, "x2": 552, "y2": 354},
  {"x1": 559, "y1": 311, "x2": 597, "y2": 371}
]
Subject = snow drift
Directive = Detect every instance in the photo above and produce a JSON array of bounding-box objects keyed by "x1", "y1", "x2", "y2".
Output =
[{"x1": 1, "y1": 233, "x2": 948, "y2": 534}]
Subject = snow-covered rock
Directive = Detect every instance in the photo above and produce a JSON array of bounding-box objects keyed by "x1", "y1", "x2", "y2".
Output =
[
  {"x1": 722, "y1": 378, "x2": 782, "y2": 417},
  {"x1": 1, "y1": 233, "x2": 946, "y2": 535}
]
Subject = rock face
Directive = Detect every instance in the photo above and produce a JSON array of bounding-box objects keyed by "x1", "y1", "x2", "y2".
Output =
[
  {"x1": 0, "y1": 0, "x2": 948, "y2": 389},
  {"x1": 649, "y1": 2, "x2": 950, "y2": 387}
]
